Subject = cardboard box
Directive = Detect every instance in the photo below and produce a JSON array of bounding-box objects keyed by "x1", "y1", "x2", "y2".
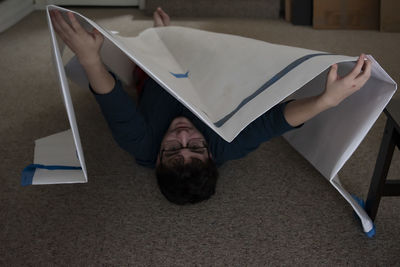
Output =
[
  {"x1": 285, "y1": 0, "x2": 291, "y2": 22},
  {"x1": 313, "y1": 0, "x2": 380, "y2": 30},
  {"x1": 381, "y1": 0, "x2": 400, "y2": 32}
]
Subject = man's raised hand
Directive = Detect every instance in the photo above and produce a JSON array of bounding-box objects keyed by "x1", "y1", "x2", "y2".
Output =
[
  {"x1": 320, "y1": 54, "x2": 372, "y2": 108},
  {"x1": 50, "y1": 9, "x2": 114, "y2": 94},
  {"x1": 50, "y1": 10, "x2": 104, "y2": 67}
]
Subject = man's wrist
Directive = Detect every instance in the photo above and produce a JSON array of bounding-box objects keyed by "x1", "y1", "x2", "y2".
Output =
[
  {"x1": 316, "y1": 93, "x2": 336, "y2": 110},
  {"x1": 80, "y1": 55, "x2": 115, "y2": 95},
  {"x1": 79, "y1": 54, "x2": 102, "y2": 69}
]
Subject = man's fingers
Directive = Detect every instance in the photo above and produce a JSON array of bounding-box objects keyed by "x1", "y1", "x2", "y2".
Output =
[
  {"x1": 67, "y1": 12, "x2": 84, "y2": 34},
  {"x1": 349, "y1": 54, "x2": 365, "y2": 78},
  {"x1": 54, "y1": 10, "x2": 75, "y2": 37},
  {"x1": 50, "y1": 11, "x2": 69, "y2": 41},
  {"x1": 92, "y1": 28, "x2": 104, "y2": 44},
  {"x1": 356, "y1": 58, "x2": 372, "y2": 83},
  {"x1": 327, "y1": 63, "x2": 338, "y2": 83},
  {"x1": 365, "y1": 59, "x2": 372, "y2": 77}
]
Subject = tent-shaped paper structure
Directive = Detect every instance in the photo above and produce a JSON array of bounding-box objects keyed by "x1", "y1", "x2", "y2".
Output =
[{"x1": 23, "y1": 5, "x2": 397, "y2": 236}]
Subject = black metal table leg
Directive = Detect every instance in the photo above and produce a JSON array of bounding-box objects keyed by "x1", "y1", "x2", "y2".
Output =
[{"x1": 365, "y1": 118, "x2": 397, "y2": 221}]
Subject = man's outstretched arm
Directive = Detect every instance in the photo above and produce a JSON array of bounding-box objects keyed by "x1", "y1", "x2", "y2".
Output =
[
  {"x1": 50, "y1": 10, "x2": 114, "y2": 94},
  {"x1": 50, "y1": 10, "x2": 153, "y2": 159},
  {"x1": 284, "y1": 54, "x2": 372, "y2": 127}
]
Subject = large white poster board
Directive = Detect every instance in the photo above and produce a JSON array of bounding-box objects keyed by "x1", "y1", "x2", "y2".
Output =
[{"x1": 23, "y1": 5, "x2": 397, "y2": 236}]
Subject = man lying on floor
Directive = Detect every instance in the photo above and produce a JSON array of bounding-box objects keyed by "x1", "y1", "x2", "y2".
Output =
[{"x1": 49, "y1": 8, "x2": 371, "y2": 205}]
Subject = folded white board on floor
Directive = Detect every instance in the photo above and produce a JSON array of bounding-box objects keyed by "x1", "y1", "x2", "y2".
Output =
[{"x1": 26, "y1": 5, "x2": 397, "y2": 234}]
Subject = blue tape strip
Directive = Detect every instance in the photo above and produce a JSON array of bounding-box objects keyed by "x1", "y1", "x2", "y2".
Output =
[
  {"x1": 214, "y1": 53, "x2": 334, "y2": 127},
  {"x1": 21, "y1": 165, "x2": 36, "y2": 186},
  {"x1": 170, "y1": 71, "x2": 189, "y2": 78},
  {"x1": 351, "y1": 194, "x2": 376, "y2": 238},
  {"x1": 366, "y1": 226, "x2": 376, "y2": 238},
  {"x1": 21, "y1": 164, "x2": 82, "y2": 186}
]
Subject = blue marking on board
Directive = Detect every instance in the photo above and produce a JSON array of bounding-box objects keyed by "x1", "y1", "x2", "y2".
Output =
[
  {"x1": 213, "y1": 53, "x2": 334, "y2": 127},
  {"x1": 21, "y1": 164, "x2": 82, "y2": 186},
  {"x1": 170, "y1": 71, "x2": 189, "y2": 78}
]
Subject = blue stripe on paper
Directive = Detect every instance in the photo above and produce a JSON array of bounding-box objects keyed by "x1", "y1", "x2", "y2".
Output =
[
  {"x1": 21, "y1": 164, "x2": 82, "y2": 186},
  {"x1": 213, "y1": 53, "x2": 333, "y2": 127}
]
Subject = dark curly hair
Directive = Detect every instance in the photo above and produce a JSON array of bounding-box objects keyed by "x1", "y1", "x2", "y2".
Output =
[{"x1": 156, "y1": 158, "x2": 219, "y2": 205}]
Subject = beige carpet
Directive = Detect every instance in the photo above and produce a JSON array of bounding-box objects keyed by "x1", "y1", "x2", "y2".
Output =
[{"x1": 1, "y1": 7, "x2": 399, "y2": 266}]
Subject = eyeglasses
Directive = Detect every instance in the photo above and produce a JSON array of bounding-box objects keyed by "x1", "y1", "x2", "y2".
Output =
[{"x1": 160, "y1": 138, "x2": 209, "y2": 164}]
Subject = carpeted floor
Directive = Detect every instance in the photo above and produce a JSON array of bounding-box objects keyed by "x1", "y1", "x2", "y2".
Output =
[{"x1": 1, "y1": 7, "x2": 399, "y2": 266}]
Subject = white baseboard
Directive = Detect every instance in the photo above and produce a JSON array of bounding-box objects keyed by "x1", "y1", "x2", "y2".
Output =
[
  {"x1": 35, "y1": 0, "x2": 140, "y2": 9},
  {"x1": 0, "y1": 0, "x2": 35, "y2": 33}
]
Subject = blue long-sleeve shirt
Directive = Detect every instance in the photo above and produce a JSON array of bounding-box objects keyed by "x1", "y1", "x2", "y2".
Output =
[{"x1": 92, "y1": 74, "x2": 300, "y2": 168}]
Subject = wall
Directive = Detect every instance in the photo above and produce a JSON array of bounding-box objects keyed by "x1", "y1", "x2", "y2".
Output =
[{"x1": 0, "y1": 0, "x2": 35, "y2": 32}]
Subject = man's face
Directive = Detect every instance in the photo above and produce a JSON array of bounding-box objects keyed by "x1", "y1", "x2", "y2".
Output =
[{"x1": 157, "y1": 117, "x2": 211, "y2": 166}]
